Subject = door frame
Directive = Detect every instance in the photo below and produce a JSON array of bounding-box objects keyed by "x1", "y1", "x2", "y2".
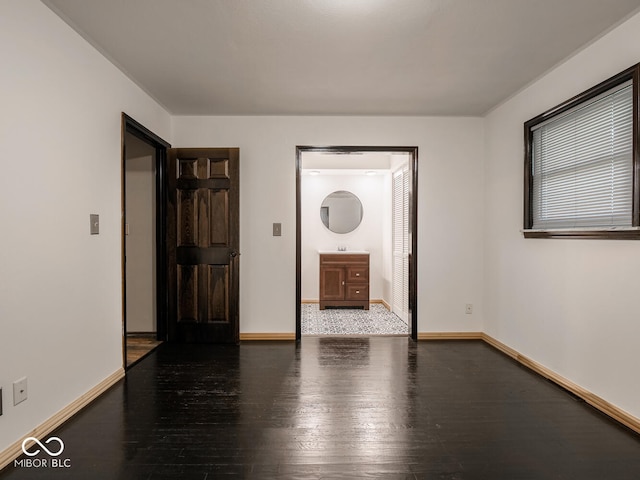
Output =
[
  {"x1": 121, "y1": 113, "x2": 171, "y2": 367},
  {"x1": 295, "y1": 145, "x2": 419, "y2": 341}
]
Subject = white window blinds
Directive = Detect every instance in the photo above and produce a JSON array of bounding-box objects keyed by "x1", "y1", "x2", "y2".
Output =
[{"x1": 531, "y1": 81, "x2": 633, "y2": 229}]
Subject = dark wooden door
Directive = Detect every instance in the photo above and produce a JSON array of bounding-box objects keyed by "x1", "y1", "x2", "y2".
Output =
[{"x1": 167, "y1": 148, "x2": 239, "y2": 343}]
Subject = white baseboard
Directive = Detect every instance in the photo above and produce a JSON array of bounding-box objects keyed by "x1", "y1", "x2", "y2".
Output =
[
  {"x1": 418, "y1": 331, "x2": 640, "y2": 433},
  {"x1": 0, "y1": 368, "x2": 125, "y2": 471},
  {"x1": 239, "y1": 333, "x2": 296, "y2": 341},
  {"x1": 418, "y1": 331, "x2": 483, "y2": 340},
  {"x1": 302, "y1": 299, "x2": 391, "y2": 309},
  {"x1": 3, "y1": 331, "x2": 638, "y2": 471},
  {"x1": 481, "y1": 333, "x2": 640, "y2": 435}
]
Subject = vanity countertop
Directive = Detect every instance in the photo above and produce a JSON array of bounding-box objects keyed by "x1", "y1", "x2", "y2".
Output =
[{"x1": 318, "y1": 250, "x2": 369, "y2": 254}]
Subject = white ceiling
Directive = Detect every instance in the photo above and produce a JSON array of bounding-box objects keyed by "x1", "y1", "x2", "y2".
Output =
[{"x1": 43, "y1": 0, "x2": 640, "y2": 116}]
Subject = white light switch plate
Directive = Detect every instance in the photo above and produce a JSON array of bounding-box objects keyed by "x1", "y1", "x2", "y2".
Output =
[{"x1": 13, "y1": 377, "x2": 27, "y2": 406}]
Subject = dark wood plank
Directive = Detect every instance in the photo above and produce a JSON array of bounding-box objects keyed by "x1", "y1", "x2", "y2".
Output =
[
  {"x1": 125, "y1": 334, "x2": 162, "y2": 367},
  {"x1": 2, "y1": 338, "x2": 640, "y2": 479}
]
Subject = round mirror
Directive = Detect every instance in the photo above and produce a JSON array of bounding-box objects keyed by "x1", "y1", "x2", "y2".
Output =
[{"x1": 320, "y1": 190, "x2": 363, "y2": 234}]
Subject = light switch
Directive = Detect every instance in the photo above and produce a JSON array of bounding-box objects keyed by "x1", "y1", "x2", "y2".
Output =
[
  {"x1": 13, "y1": 377, "x2": 27, "y2": 406},
  {"x1": 90, "y1": 214, "x2": 99, "y2": 235},
  {"x1": 273, "y1": 223, "x2": 282, "y2": 236}
]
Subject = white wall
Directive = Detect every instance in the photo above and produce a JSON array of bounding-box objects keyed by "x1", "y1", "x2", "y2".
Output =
[
  {"x1": 4, "y1": 0, "x2": 639, "y2": 459},
  {"x1": 484, "y1": 10, "x2": 640, "y2": 419},
  {"x1": 125, "y1": 135, "x2": 157, "y2": 333},
  {"x1": 172, "y1": 115, "x2": 485, "y2": 334},
  {"x1": 301, "y1": 173, "x2": 388, "y2": 302},
  {"x1": 0, "y1": 0, "x2": 171, "y2": 453}
]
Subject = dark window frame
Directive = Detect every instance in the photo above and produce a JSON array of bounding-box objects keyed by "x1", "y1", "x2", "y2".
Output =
[{"x1": 523, "y1": 63, "x2": 640, "y2": 239}]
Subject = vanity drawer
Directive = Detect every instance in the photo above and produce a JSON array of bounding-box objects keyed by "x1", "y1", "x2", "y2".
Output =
[
  {"x1": 320, "y1": 254, "x2": 369, "y2": 265},
  {"x1": 346, "y1": 266, "x2": 368, "y2": 283},
  {"x1": 346, "y1": 285, "x2": 369, "y2": 301}
]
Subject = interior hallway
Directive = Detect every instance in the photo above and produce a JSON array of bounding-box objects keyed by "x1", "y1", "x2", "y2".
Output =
[{"x1": 2, "y1": 338, "x2": 639, "y2": 479}]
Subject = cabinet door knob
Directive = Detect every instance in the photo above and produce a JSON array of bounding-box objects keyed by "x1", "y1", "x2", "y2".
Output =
[
  {"x1": 356, "y1": 273, "x2": 360, "y2": 276},
  {"x1": 356, "y1": 290, "x2": 360, "y2": 294},
  {"x1": 342, "y1": 281, "x2": 345, "y2": 285}
]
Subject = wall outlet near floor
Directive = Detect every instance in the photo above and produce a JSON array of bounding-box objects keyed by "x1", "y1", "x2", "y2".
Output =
[
  {"x1": 465, "y1": 303, "x2": 473, "y2": 314},
  {"x1": 13, "y1": 377, "x2": 27, "y2": 406}
]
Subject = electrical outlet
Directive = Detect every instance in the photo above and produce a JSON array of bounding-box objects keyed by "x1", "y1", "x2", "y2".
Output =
[
  {"x1": 465, "y1": 304, "x2": 473, "y2": 314},
  {"x1": 273, "y1": 223, "x2": 282, "y2": 236},
  {"x1": 13, "y1": 377, "x2": 27, "y2": 406}
]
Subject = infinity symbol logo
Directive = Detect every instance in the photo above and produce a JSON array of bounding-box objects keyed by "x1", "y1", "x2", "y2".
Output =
[{"x1": 21, "y1": 437, "x2": 65, "y2": 457}]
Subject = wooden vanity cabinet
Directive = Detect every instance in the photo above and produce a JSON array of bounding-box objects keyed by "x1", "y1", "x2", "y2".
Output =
[{"x1": 319, "y1": 253, "x2": 369, "y2": 310}]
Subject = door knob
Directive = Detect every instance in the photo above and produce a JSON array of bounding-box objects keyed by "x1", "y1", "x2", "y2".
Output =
[{"x1": 229, "y1": 249, "x2": 240, "y2": 258}]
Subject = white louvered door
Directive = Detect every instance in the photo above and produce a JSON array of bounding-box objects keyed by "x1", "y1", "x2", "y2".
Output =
[{"x1": 392, "y1": 167, "x2": 409, "y2": 323}]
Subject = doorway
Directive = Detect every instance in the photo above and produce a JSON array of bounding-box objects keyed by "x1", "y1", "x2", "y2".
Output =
[
  {"x1": 295, "y1": 146, "x2": 418, "y2": 341},
  {"x1": 121, "y1": 114, "x2": 170, "y2": 367}
]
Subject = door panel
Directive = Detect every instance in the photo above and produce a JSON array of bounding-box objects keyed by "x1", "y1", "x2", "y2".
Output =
[
  {"x1": 177, "y1": 189, "x2": 197, "y2": 246},
  {"x1": 208, "y1": 190, "x2": 229, "y2": 245},
  {"x1": 320, "y1": 267, "x2": 345, "y2": 300},
  {"x1": 177, "y1": 264, "x2": 198, "y2": 322},
  {"x1": 168, "y1": 148, "x2": 239, "y2": 343},
  {"x1": 207, "y1": 265, "x2": 229, "y2": 322}
]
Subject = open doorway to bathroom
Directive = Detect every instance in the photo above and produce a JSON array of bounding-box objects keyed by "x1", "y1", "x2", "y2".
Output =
[
  {"x1": 122, "y1": 114, "x2": 170, "y2": 367},
  {"x1": 295, "y1": 146, "x2": 418, "y2": 341}
]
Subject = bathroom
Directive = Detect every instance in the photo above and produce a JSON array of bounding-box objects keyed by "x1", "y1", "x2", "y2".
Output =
[{"x1": 300, "y1": 149, "x2": 412, "y2": 336}]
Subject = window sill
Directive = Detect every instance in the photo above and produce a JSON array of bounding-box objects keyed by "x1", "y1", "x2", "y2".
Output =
[{"x1": 522, "y1": 228, "x2": 640, "y2": 239}]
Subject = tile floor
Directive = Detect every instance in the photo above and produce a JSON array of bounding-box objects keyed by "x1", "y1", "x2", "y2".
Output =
[{"x1": 301, "y1": 303, "x2": 409, "y2": 335}]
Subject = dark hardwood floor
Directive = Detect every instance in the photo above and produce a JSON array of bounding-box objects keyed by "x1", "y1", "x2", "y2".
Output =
[{"x1": 2, "y1": 338, "x2": 640, "y2": 479}]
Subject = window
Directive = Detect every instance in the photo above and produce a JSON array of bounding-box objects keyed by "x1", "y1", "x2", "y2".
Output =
[{"x1": 523, "y1": 64, "x2": 640, "y2": 239}]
